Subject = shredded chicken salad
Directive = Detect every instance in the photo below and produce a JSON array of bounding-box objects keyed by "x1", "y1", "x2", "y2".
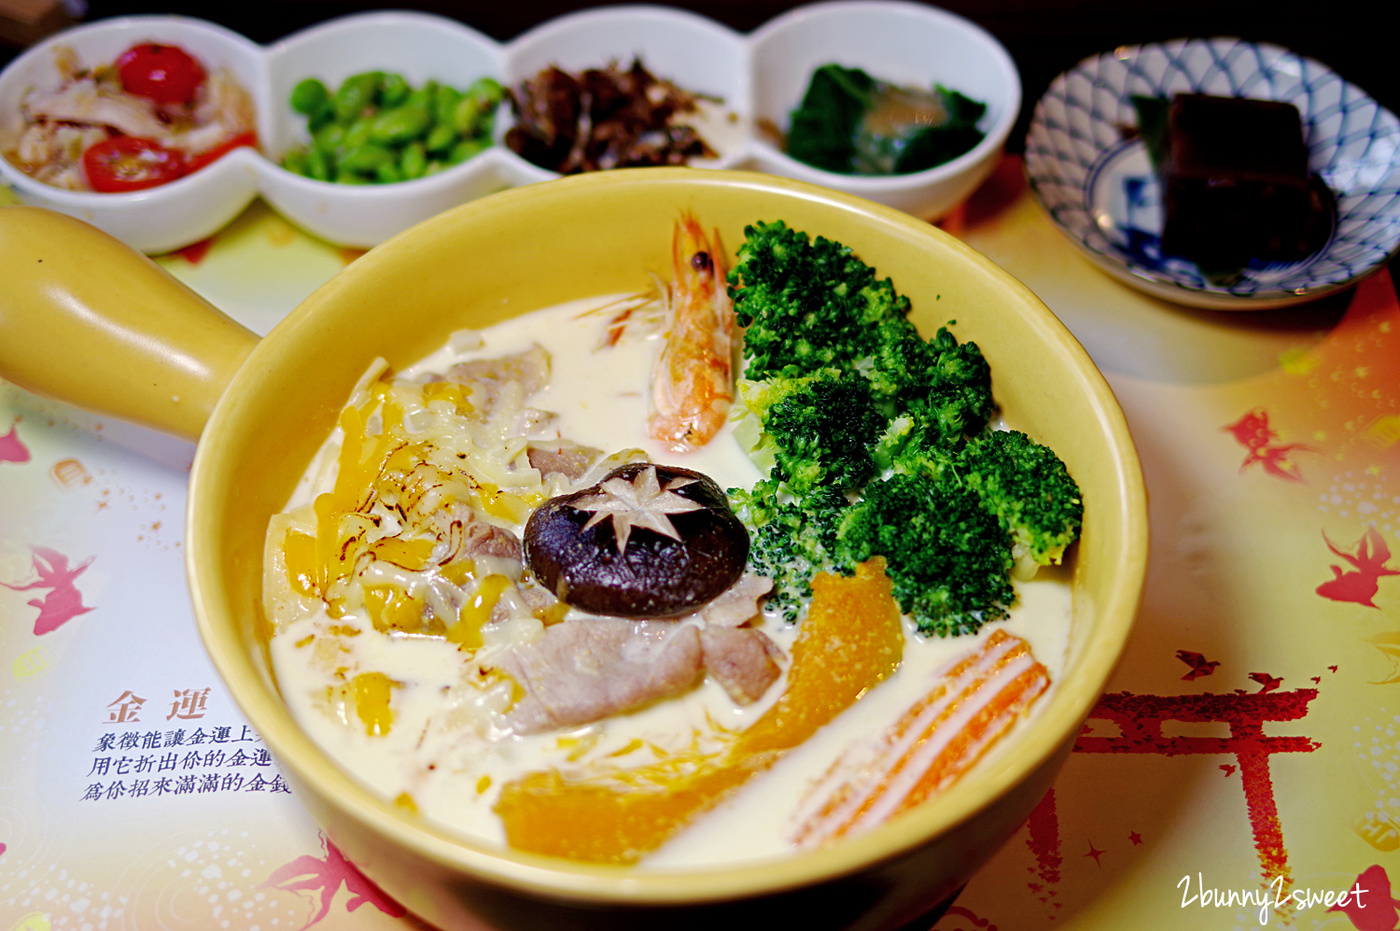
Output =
[{"x1": 3, "y1": 43, "x2": 256, "y2": 192}]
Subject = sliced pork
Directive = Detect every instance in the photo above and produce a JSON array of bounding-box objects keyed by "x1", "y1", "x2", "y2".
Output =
[
  {"x1": 494, "y1": 619, "x2": 703, "y2": 734},
  {"x1": 699, "y1": 626, "x2": 783, "y2": 705}
]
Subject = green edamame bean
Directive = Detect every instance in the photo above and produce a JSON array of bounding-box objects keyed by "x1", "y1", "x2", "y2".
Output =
[
  {"x1": 333, "y1": 72, "x2": 382, "y2": 123},
  {"x1": 290, "y1": 69, "x2": 500, "y2": 184},
  {"x1": 375, "y1": 160, "x2": 404, "y2": 184},
  {"x1": 405, "y1": 79, "x2": 440, "y2": 111},
  {"x1": 400, "y1": 141, "x2": 428, "y2": 180},
  {"x1": 378, "y1": 72, "x2": 411, "y2": 108},
  {"x1": 290, "y1": 78, "x2": 330, "y2": 116},
  {"x1": 369, "y1": 104, "x2": 431, "y2": 145},
  {"x1": 313, "y1": 122, "x2": 346, "y2": 156},
  {"x1": 340, "y1": 117, "x2": 374, "y2": 151},
  {"x1": 338, "y1": 142, "x2": 395, "y2": 174},
  {"x1": 306, "y1": 145, "x2": 334, "y2": 182},
  {"x1": 466, "y1": 76, "x2": 504, "y2": 105},
  {"x1": 424, "y1": 122, "x2": 457, "y2": 155},
  {"x1": 448, "y1": 137, "x2": 488, "y2": 164},
  {"x1": 307, "y1": 105, "x2": 336, "y2": 132},
  {"x1": 452, "y1": 96, "x2": 482, "y2": 137},
  {"x1": 433, "y1": 85, "x2": 463, "y2": 126}
]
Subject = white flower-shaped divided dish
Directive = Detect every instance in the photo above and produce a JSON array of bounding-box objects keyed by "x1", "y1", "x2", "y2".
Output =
[
  {"x1": 1025, "y1": 38, "x2": 1400, "y2": 310},
  {"x1": 0, "y1": 2, "x2": 1020, "y2": 254}
]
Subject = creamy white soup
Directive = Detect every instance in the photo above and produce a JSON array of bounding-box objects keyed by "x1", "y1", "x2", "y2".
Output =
[{"x1": 263, "y1": 292, "x2": 1073, "y2": 868}]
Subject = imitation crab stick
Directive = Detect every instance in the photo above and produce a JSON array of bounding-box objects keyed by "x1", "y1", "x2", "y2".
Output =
[{"x1": 791, "y1": 628, "x2": 1049, "y2": 847}]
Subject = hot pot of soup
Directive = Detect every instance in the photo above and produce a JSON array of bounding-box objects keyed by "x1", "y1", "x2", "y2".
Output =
[{"x1": 0, "y1": 168, "x2": 1147, "y2": 931}]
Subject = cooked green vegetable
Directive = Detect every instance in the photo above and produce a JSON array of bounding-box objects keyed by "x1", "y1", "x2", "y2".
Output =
[
  {"x1": 736, "y1": 369, "x2": 885, "y2": 497},
  {"x1": 281, "y1": 72, "x2": 503, "y2": 185},
  {"x1": 837, "y1": 471, "x2": 1016, "y2": 637},
  {"x1": 786, "y1": 63, "x2": 987, "y2": 176},
  {"x1": 728, "y1": 219, "x2": 915, "y2": 380},
  {"x1": 956, "y1": 428, "x2": 1084, "y2": 576},
  {"x1": 726, "y1": 220, "x2": 1082, "y2": 637},
  {"x1": 731, "y1": 482, "x2": 845, "y2": 623}
]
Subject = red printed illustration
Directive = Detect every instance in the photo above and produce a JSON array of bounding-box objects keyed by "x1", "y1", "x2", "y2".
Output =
[
  {"x1": 1222, "y1": 408, "x2": 1316, "y2": 482},
  {"x1": 1246, "y1": 672, "x2": 1283, "y2": 693},
  {"x1": 1, "y1": 417, "x2": 30, "y2": 465},
  {"x1": 1330, "y1": 864, "x2": 1400, "y2": 931},
  {"x1": 262, "y1": 834, "x2": 407, "y2": 929},
  {"x1": 992, "y1": 648, "x2": 1324, "y2": 928},
  {"x1": 1, "y1": 546, "x2": 95, "y2": 634},
  {"x1": 1317, "y1": 526, "x2": 1399, "y2": 608},
  {"x1": 1176, "y1": 650, "x2": 1220, "y2": 680},
  {"x1": 1078, "y1": 685, "x2": 1319, "y2": 891}
]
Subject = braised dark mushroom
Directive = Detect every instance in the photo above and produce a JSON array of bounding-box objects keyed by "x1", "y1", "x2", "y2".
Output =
[
  {"x1": 523, "y1": 463, "x2": 748, "y2": 617},
  {"x1": 504, "y1": 59, "x2": 718, "y2": 174}
]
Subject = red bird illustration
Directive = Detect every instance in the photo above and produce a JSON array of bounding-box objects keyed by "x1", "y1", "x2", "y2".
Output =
[
  {"x1": 1176, "y1": 650, "x2": 1220, "y2": 680},
  {"x1": 1, "y1": 547, "x2": 95, "y2": 635},
  {"x1": 262, "y1": 835, "x2": 405, "y2": 929},
  {"x1": 1329, "y1": 864, "x2": 1400, "y2": 931},
  {"x1": 1221, "y1": 408, "x2": 1315, "y2": 482},
  {"x1": 1248, "y1": 672, "x2": 1282, "y2": 693},
  {"x1": 1317, "y1": 526, "x2": 1400, "y2": 608},
  {"x1": 0, "y1": 418, "x2": 30, "y2": 465}
]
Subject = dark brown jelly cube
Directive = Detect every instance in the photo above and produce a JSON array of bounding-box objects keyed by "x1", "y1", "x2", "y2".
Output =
[{"x1": 1160, "y1": 93, "x2": 1314, "y2": 268}]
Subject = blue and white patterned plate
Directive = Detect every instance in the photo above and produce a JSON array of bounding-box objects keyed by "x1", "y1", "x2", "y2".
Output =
[{"x1": 1024, "y1": 38, "x2": 1400, "y2": 310}]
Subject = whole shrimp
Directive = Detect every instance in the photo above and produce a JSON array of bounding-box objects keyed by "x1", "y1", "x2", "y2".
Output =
[{"x1": 647, "y1": 213, "x2": 735, "y2": 452}]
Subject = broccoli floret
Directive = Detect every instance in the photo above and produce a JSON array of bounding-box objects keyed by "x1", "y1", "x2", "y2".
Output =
[
  {"x1": 868, "y1": 325, "x2": 994, "y2": 441},
  {"x1": 730, "y1": 481, "x2": 850, "y2": 623},
  {"x1": 737, "y1": 369, "x2": 885, "y2": 497},
  {"x1": 837, "y1": 472, "x2": 1015, "y2": 637},
  {"x1": 957, "y1": 429, "x2": 1084, "y2": 576},
  {"x1": 728, "y1": 220, "x2": 917, "y2": 380},
  {"x1": 871, "y1": 413, "x2": 956, "y2": 480},
  {"x1": 724, "y1": 221, "x2": 1083, "y2": 638}
]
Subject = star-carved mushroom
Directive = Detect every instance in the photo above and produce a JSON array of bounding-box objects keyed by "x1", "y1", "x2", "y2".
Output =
[{"x1": 523, "y1": 463, "x2": 749, "y2": 617}]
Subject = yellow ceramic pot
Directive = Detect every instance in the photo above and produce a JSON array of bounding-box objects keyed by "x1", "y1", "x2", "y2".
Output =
[{"x1": 0, "y1": 169, "x2": 1148, "y2": 931}]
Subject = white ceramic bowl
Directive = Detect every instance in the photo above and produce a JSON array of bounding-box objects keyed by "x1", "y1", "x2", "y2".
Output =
[
  {"x1": 0, "y1": 2, "x2": 1020, "y2": 253},
  {"x1": 0, "y1": 16, "x2": 267, "y2": 255},
  {"x1": 746, "y1": 1, "x2": 1020, "y2": 218}
]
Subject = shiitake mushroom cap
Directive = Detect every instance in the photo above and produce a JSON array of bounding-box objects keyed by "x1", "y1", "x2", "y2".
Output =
[{"x1": 523, "y1": 463, "x2": 749, "y2": 617}]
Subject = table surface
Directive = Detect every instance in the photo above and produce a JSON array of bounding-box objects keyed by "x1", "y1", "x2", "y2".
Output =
[{"x1": 2, "y1": 151, "x2": 1398, "y2": 931}]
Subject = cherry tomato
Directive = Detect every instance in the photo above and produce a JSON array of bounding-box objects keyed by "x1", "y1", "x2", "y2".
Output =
[
  {"x1": 185, "y1": 130, "x2": 258, "y2": 174},
  {"x1": 82, "y1": 136, "x2": 188, "y2": 192},
  {"x1": 115, "y1": 44, "x2": 206, "y2": 105}
]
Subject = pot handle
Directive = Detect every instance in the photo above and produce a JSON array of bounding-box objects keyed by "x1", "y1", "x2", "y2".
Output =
[{"x1": 0, "y1": 206, "x2": 259, "y2": 442}]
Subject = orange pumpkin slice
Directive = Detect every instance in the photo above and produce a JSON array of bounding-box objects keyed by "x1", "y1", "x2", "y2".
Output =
[
  {"x1": 730, "y1": 557, "x2": 904, "y2": 759},
  {"x1": 494, "y1": 756, "x2": 758, "y2": 864}
]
